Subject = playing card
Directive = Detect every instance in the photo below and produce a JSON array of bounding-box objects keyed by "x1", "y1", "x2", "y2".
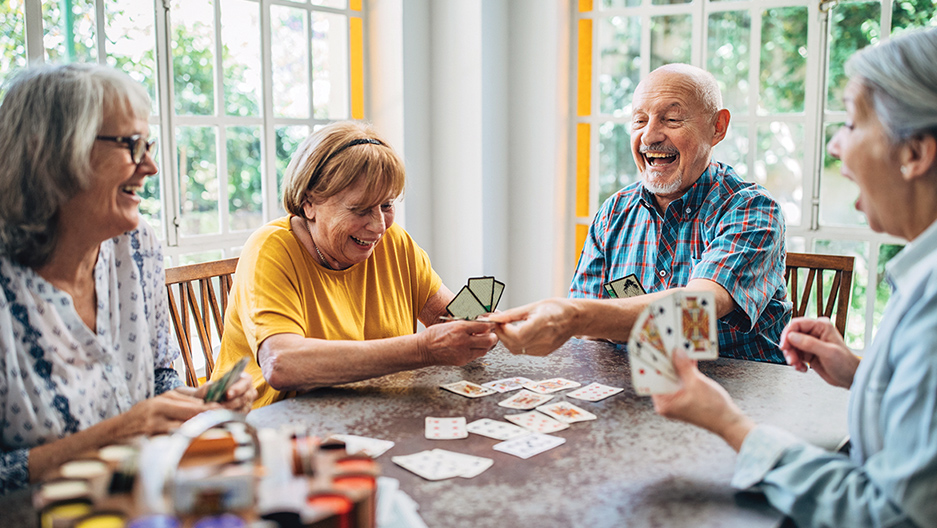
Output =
[
  {"x1": 630, "y1": 309, "x2": 679, "y2": 381},
  {"x1": 497, "y1": 389, "x2": 554, "y2": 410},
  {"x1": 535, "y1": 401, "x2": 597, "y2": 423},
  {"x1": 523, "y1": 378, "x2": 582, "y2": 394},
  {"x1": 566, "y1": 382, "x2": 624, "y2": 402},
  {"x1": 604, "y1": 274, "x2": 646, "y2": 299},
  {"x1": 466, "y1": 418, "x2": 529, "y2": 440},
  {"x1": 676, "y1": 291, "x2": 718, "y2": 360},
  {"x1": 432, "y1": 449, "x2": 493, "y2": 478},
  {"x1": 205, "y1": 357, "x2": 249, "y2": 403},
  {"x1": 440, "y1": 380, "x2": 497, "y2": 398},
  {"x1": 468, "y1": 277, "x2": 495, "y2": 311},
  {"x1": 392, "y1": 450, "x2": 466, "y2": 481},
  {"x1": 327, "y1": 434, "x2": 395, "y2": 458},
  {"x1": 482, "y1": 377, "x2": 533, "y2": 393},
  {"x1": 630, "y1": 353, "x2": 682, "y2": 395},
  {"x1": 491, "y1": 280, "x2": 505, "y2": 311},
  {"x1": 446, "y1": 285, "x2": 488, "y2": 320},
  {"x1": 504, "y1": 411, "x2": 570, "y2": 433},
  {"x1": 493, "y1": 433, "x2": 566, "y2": 459},
  {"x1": 425, "y1": 417, "x2": 468, "y2": 440},
  {"x1": 646, "y1": 295, "x2": 678, "y2": 354}
]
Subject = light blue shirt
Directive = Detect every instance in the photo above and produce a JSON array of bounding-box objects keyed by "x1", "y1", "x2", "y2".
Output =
[{"x1": 732, "y1": 218, "x2": 937, "y2": 527}]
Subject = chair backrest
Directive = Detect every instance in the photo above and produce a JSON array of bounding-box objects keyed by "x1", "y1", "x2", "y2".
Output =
[
  {"x1": 784, "y1": 252, "x2": 855, "y2": 337},
  {"x1": 164, "y1": 257, "x2": 239, "y2": 387}
]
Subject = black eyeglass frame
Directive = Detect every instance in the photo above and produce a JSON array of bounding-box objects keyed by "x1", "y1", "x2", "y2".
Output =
[{"x1": 95, "y1": 135, "x2": 158, "y2": 165}]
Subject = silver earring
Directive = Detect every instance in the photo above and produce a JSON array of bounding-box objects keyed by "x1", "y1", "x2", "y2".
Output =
[{"x1": 901, "y1": 166, "x2": 910, "y2": 176}]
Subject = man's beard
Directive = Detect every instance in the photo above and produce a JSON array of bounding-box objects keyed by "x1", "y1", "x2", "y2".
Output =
[{"x1": 642, "y1": 170, "x2": 683, "y2": 195}]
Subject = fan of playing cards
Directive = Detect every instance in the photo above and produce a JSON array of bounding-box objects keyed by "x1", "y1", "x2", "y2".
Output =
[
  {"x1": 445, "y1": 276, "x2": 505, "y2": 320},
  {"x1": 628, "y1": 291, "x2": 719, "y2": 395}
]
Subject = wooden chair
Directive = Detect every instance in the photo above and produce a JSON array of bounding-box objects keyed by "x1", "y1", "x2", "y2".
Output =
[
  {"x1": 784, "y1": 252, "x2": 855, "y2": 337},
  {"x1": 164, "y1": 257, "x2": 239, "y2": 387}
]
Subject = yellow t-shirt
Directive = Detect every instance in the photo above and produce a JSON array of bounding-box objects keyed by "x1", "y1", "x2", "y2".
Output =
[{"x1": 212, "y1": 216, "x2": 442, "y2": 408}]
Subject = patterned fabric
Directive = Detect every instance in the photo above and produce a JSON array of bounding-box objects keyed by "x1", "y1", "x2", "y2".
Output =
[
  {"x1": 570, "y1": 162, "x2": 791, "y2": 362},
  {"x1": 732, "y1": 218, "x2": 937, "y2": 527},
  {"x1": 0, "y1": 221, "x2": 179, "y2": 495}
]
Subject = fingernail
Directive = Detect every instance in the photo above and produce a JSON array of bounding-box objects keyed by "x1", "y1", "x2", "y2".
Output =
[{"x1": 787, "y1": 333, "x2": 802, "y2": 344}]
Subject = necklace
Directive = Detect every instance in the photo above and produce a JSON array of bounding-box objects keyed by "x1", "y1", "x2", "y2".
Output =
[{"x1": 300, "y1": 217, "x2": 332, "y2": 270}]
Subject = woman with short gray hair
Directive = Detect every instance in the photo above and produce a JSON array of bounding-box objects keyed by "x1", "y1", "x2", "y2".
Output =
[{"x1": 0, "y1": 63, "x2": 255, "y2": 495}]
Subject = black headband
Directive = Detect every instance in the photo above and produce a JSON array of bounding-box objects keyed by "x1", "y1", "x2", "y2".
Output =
[{"x1": 309, "y1": 138, "x2": 385, "y2": 190}]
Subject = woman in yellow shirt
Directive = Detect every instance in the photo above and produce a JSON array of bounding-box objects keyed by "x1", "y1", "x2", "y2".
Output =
[{"x1": 213, "y1": 122, "x2": 497, "y2": 408}]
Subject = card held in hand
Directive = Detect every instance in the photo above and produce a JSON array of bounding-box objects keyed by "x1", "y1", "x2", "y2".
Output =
[
  {"x1": 205, "y1": 357, "x2": 249, "y2": 403},
  {"x1": 604, "y1": 274, "x2": 647, "y2": 299},
  {"x1": 676, "y1": 291, "x2": 718, "y2": 360},
  {"x1": 446, "y1": 286, "x2": 488, "y2": 320}
]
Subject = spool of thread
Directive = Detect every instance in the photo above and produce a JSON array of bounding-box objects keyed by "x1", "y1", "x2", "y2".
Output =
[
  {"x1": 34, "y1": 478, "x2": 91, "y2": 510},
  {"x1": 334, "y1": 458, "x2": 377, "y2": 475},
  {"x1": 126, "y1": 514, "x2": 181, "y2": 528},
  {"x1": 39, "y1": 498, "x2": 93, "y2": 528},
  {"x1": 58, "y1": 459, "x2": 111, "y2": 500},
  {"x1": 72, "y1": 511, "x2": 127, "y2": 528},
  {"x1": 332, "y1": 476, "x2": 376, "y2": 528},
  {"x1": 97, "y1": 445, "x2": 137, "y2": 468},
  {"x1": 307, "y1": 493, "x2": 353, "y2": 528},
  {"x1": 191, "y1": 513, "x2": 247, "y2": 528}
]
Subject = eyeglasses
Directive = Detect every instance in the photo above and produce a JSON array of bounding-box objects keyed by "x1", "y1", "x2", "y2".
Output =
[{"x1": 95, "y1": 135, "x2": 158, "y2": 165}]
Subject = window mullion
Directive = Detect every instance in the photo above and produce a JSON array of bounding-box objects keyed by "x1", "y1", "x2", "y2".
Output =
[
  {"x1": 213, "y1": 0, "x2": 230, "y2": 238},
  {"x1": 260, "y1": 0, "x2": 277, "y2": 223},
  {"x1": 155, "y1": 0, "x2": 181, "y2": 249},
  {"x1": 807, "y1": 1, "x2": 832, "y2": 232},
  {"x1": 24, "y1": 0, "x2": 43, "y2": 64}
]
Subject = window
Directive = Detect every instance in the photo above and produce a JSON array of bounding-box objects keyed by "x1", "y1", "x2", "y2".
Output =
[
  {"x1": 572, "y1": 0, "x2": 936, "y2": 352},
  {"x1": 0, "y1": 0, "x2": 367, "y2": 265}
]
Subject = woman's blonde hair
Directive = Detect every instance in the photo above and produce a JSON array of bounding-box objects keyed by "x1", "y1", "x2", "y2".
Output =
[{"x1": 282, "y1": 122, "x2": 405, "y2": 215}]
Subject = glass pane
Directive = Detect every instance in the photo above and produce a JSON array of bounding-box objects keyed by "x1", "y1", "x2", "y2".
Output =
[
  {"x1": 598, "y1": 122, "x2": 637, "y2": 207},
  {"x1": 708, "y1": 11, "x2": 751, "y2": 116},
  {"x1": 105, "y1": 0, "x2": 159, "y2": 115},
  {"x1": 140, "y1": 124, "x2": 163, "y2": 238},
  {"x1": 312, "y1": 0, "x2": 347, "y2": 7},
  {"x1": 787, "y1": 236, "x2": 806, "y2": 253},
  {"x1": 0, "y1": 0, "x2": 27, "y2": 100},
  {"x1": 827, "y1": 2, "x2": 880, "y2": 113},
  {"x1": 42, "y1": 0, "x2": 97, "y2": 63},
  {"x1": 756, "y1": 122, "x2": 804, "y2": 226},
  {"x1": 652, "y1": 0, "x2": 691, "y2": 5},
  {"x1": 874, "y1": 243, "x2": 904, "y2": 329},
  {"x1": 820, "y1": 123, "x2": 866, "y2": 227},
  {"x1": 813, "y1": 239, "x2": 869, "y2": 349},
  {"x1": 271, "y1": 5, "x2": 310, "y2": 119},
  {"x1": 311, "y1": 12, "x2": 349, "y2": 119},
  {"x1": 892, "y1": 0, "x2": 937, "y2": 33},
  {"x1": 227, "y1": 126, "x2": 263, "y2": 232},
  {"x1": 180, "y1": 250, "x2": 224, "y2": 265},
  {"x1": 713, "y1": 122, "x2": 749, "y2": 180},
  {"x1": 177, "y1": 126, "x2": 219, "y2": 236},
  {"x1": 275, "y1": 125, "x2": 310, "y2": 216},
  {"x1": 650, "y1": 15, "x2": 691, "y2": 69},
  {"x1": 171, "y1": 0, "x2": 216, "y2": 116},
  {"x1": 221, "y1": 0, "x2": 262, "y2": 117},
  {"x1": 599, "y1": 16, "x2": 641, "y2": 117},
  {"x1": 601, "y1": 0, "x2": 641, "y2": 7},
  {"x1": 759, "y1": 7, "x2": 808, "y2": 114}
]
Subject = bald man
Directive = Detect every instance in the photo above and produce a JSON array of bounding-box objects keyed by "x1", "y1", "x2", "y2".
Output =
[{"x1": 492, "y1": 64, "x2": 791, "y2": 362}]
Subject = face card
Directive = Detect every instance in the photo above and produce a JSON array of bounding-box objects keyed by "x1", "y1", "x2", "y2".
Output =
[
  {"x1": 446, "y1": 285, "x2": 488, "y2": 320},
  {"x1": 566, "y1": 382, "x2": 624, "y2": 402},
  {"x1": 646, "y1": 295, "x2": 678, "y2": 355},
  {"x1": 523, "y1": 378, "x2": 582, "y2": 394},
  {"x1": 630, "y1": 354, "x2": 682, "y2": 395},
  {"x1": 605, "y1": 274, "x2": 647, "y2": 299},
  {"x1": 425, "y1": 417, "x2": 468, "y2": 440},
  {"x1": 535, "y1": 401, "x2": 597, "y2": 423},
  {"x1": 440, "y1": 380, "x2": 497, "y2": 398},
  {"x1": 493, "y1": 433, "x2": 566, "y2": 459},
  {"x1": 392, "y1": 450, "x2": 466, "y2": 481},
  {"x1": 481, "y1": 377, "x2": 533, "y2": 393},
  {"x1": 630, "y1": 310, "x2": 678, "y2": 381},
  {"x1": 491, "y1": 280, "x2": 505, "y2": 311},
  {"x1": 466, "y1": 418, "x2": 529, "y2": 441},
  {"x1": 497, "y1": 389, "x2": 554, "y2": 410},
  {"x1": 432, "y1": 449, "x2": 493, "y2": 478},
  {"x1": 676, "y1": 291, "x2": 718, "y2": 360},
  {"x1": 504, "y1": 411, "x2": 570, "y2": 433},
  {"x1": 327, "y1": 434, "x2": 395, "y2": 458},
  {"x1": 467, "y1": 277, "x2": 495, "y2": 311}
]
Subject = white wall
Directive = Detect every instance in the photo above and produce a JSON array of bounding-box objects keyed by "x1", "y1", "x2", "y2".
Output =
[{"x1": 369, "y1": 0, "x2": 571, "y2": 309}]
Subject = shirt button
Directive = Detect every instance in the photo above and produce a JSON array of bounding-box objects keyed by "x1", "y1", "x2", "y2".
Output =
[
  {"x1": 685, "y1": 207, "x2": 692, "y2": 214},
  {"x1": 658, "y1": 270, "x2": 667, "y2": 277}
]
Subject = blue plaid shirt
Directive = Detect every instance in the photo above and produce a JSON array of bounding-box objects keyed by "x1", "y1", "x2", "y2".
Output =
[{"x1": 570, "y1": 162, "x2": 791, "y2": 363}]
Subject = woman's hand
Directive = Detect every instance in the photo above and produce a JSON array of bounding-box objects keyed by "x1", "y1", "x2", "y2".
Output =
[
  {"x1": 779, "y1": 317, "x2": 860, "y2": 389},
  {"x1": 651, "y1": 349, "x2": 755, "y2": 452},
  {"x1": 418, "y1": 320, "x2": 498, "y2": 366},
  {"x1": 488, "y1": 298, "x2": 577, "y2": 356},
  {"x1": 121, "y1": 390, "x2": 219, "y2": 439}
]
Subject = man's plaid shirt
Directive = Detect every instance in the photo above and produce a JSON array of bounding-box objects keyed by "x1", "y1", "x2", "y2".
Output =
[{"x1": 569, "y1": 162, "x2": 792, "y2": 363}]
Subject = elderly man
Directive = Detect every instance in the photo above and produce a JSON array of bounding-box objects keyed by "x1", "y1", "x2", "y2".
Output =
[{"x1": 492, "y1": 64, "x2": 790, "y2": 362}]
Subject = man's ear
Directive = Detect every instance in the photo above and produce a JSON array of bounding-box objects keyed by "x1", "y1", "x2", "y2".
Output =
[
  {"x1": 898, "y1": 134, "x2": 937, "y2": 181},
  {"x1": 711, "y1": 109, "x2": 731, "y2": 146}
]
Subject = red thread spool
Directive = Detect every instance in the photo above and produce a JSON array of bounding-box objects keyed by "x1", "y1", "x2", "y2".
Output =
[{"x1": 307, "y1": 493, "x2": 353, "y2": 528}]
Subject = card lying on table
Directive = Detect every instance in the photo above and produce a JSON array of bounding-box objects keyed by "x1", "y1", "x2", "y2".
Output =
[
  {"x1": 497, "y1": 389, "x2": 554, "y2": 410},
  {"x1": 504, "y1": 411, "x2": 569, "y2": 433},
  {"x1": 566, "y1": 382, "x2": 624, "y2": 402},
  {"x1": 466, "y1": 418, "x2": 529, "y2": 440},
  {"x1": 522, "y1": 378, "x2": 581, "y2": 394},
  {"x1": 392, "y1": 449, "x2": 493, "y2": 480},
  {"x1": 627, "y1": 290, "x2": 719, "y2": 395},
  {"x1": 441, "y1": 380, "x2": 497, "y2": 398},
  {"x1": 535, "y1": 401, "x2": 597, "y2": 424},
  {"x1": 493, "y1": 433, "x2": 566, "y2": 459},
  {"x1": 425, "y1": 417, "x2": 468, "y2": 440},
  {"x1": 446, "y1": 275, "x2": 506, "y2": 320}
]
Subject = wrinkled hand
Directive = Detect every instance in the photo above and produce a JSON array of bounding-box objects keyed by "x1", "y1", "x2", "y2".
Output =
[
  {"x1": 419, "y1": 320, "x2": 498, "y2": 366},
  {"x1": 779, "y1": 317, "x2": 859, "y2": 388},
  {"x1": 123, "y1": 390, "x2": 219, "y2": 438},
  {"x1": 651, "y1": 349, "x2": 755, "y2": 451},
  {"x1": 487, "y1": 298, "x2": 576, "y2": 356}
]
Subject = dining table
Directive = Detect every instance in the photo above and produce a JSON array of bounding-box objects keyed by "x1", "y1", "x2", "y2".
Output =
[{"x1": 246, "y1": 339, "x2": 851, "y2": 528}]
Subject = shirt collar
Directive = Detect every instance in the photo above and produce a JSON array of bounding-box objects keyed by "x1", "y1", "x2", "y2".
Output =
[
  {"x1": 638, "y1": 162, "x2": 716, "y2": 219},
  {"x1": 885, "y1": 217, "x2": 937, "y2": 293}
]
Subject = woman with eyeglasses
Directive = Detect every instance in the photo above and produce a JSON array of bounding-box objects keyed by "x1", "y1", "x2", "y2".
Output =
[
  {"x1": 0, "y1": 63, "x2": 256, "y2": 495},
  {"x1": 651, "y1": 28, "x2": 937, "y2": 526},
  {"x1": 210, "y1": 121, "x2": 498, "y2": 409}
]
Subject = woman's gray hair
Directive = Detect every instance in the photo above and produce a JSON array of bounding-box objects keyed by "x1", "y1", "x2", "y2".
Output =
[
  {"x1": 0, "y1": 63, "x2": 150, "y2": 268},
  {"x1": 846, "y1": 27, "x2": 937, "y2": 145}
]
